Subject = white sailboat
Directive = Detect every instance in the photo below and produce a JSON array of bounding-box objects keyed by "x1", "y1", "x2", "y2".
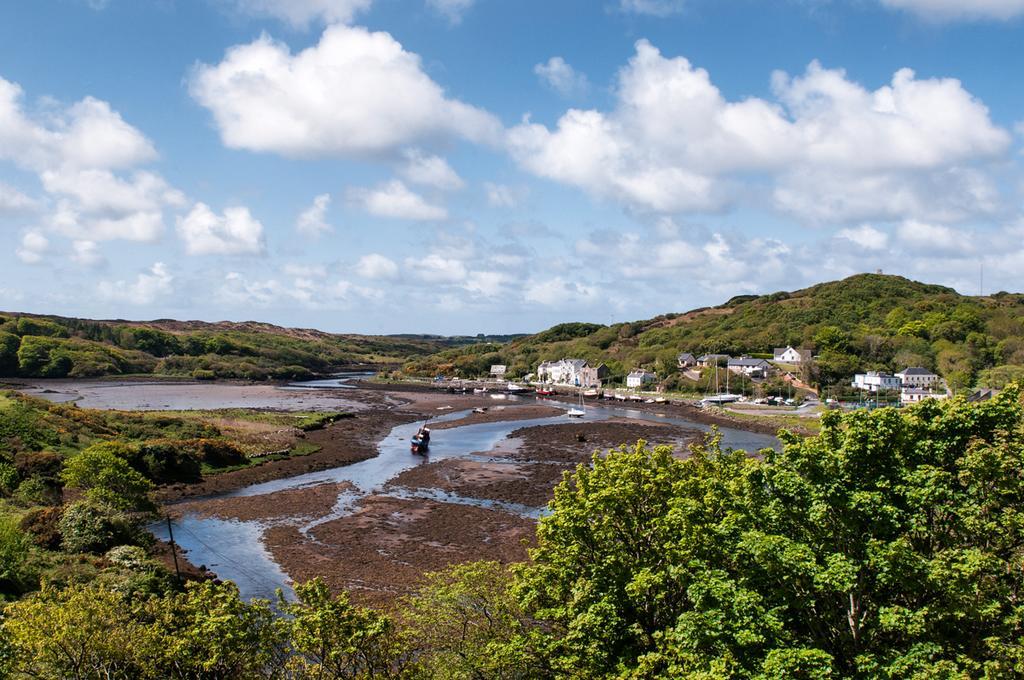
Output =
[
  {"x1": 701, "y1": 360, "x2": 741, "y2": 406},
  {"x1": 567, "y1": 384, "x2": 586, "y2": 418}
]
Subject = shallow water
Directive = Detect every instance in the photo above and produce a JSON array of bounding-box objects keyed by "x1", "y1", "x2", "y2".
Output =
[
  {"x1": 18, "y1": 375, "x2": 367, "y2": 411},
  {"x1": 157, "y1": 396, "x2": 778, "y2": 602}
]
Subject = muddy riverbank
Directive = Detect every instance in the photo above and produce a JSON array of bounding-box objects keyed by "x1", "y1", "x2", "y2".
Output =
[
  {"x1": 155, "y1": 410, "x2": 417, "y2": 502},
  {"x1": 388, "y1": 419, "x2": 699, "y2": 507}
]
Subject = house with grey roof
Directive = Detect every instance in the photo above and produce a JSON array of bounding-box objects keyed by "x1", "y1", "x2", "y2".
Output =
[
  {"x1": 727, "y1": 357, "x2": 771, "y2": 378},
  {"x1": 895, "y1": 367, "x2": 941, "y2": 389},
  {"x1": 677, "y1": 352, "x2": 697, "y2": 368}
]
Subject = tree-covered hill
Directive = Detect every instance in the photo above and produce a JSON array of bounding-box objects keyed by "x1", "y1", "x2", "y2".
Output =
[
  {"x1": 0, "y1": 312, "x2": 460, "y2": 380},
  {"x1": 404, "y1": 274, "x2": 1024, "y2": 391}
]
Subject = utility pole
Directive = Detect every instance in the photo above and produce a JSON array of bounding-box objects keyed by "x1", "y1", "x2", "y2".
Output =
[{"x1": 166, "y1": 516, "x2": 182, "y2": 586}]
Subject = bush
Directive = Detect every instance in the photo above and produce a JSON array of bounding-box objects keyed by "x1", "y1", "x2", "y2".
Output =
[
  {"x1": 19, "y1": 507, "x2": 63, "y2": 550},
  {"x1": 0, "y1": 514, "x2": 36, "y2": 597},
  {"x1": 192, "y1": 369, "x2": 216, "y2": 380},
  {"x1": 195, "y1": 439, "x2": 246, "y2": 468},
  {"x1": 58, "y1": 500, "x2": 140, "y2": 554},
  {"x1": 13, "y1": 478, "x2": 61, "y2": 506},
  {"x1": 13, "y1": 450, "x2": 62, "y2": 481},
  {"x1": 0, "y1": 461, "x2": 18, "y2": 496},
  {"x1": 136, "y1": 442, "x2": 202, "y2": 483},
  {"x1": 61, "y1": 445, "x2": 153, "y2": 512}
]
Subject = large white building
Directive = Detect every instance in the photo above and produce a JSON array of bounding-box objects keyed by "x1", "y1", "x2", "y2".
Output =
[
  {"x1": 895, "y1": 367, "x2": 942, "y2": 389},
  {"x1": 852, "y1": 371, "x2": 901, "y2": 392},
  {"x1": 537, "y1": 359, "x2": 606, "y2": 387}
]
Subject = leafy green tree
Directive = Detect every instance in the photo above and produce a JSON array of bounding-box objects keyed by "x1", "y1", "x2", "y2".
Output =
[
  {"x1": 61, "y1": 444, "x2": 153, "y2": 512},
  {"x1": 281, "y1": 578, "x2": 405, "y2": 678},
  {"x1": 0, "y1": 332, "x2": 19, "y2": 376},
  {"x1": 514, "y1": 390, "x2": 1024, "y2": 678},
  {"x1": 0, "y1": 582, "x2": 151, "y2": 679},
  {"x1": 402, "y1": 561, "x2": 535, "y2": 679},
  {"x1": 148, "y1": 580, "x2": 283, "y2": 679}
]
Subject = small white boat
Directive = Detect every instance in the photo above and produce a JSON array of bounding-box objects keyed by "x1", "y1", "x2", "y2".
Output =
[
  {"x1": 567, "y1": 385, "x2": 586, "y2": 418},
  {"x1": 506, "y1": 383, "x2": 530, "y2": 394},
  {"x1": 473, "y1": 387, "x2": 487, "y2": 394}
]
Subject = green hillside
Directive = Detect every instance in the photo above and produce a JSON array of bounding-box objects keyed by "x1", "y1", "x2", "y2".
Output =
[
  {"x1": 403, "y1": 274, "x2": 1024, "y2": 392},
  {"x1": 0, "y1": 313, "x2": 454, "y2": 381}
]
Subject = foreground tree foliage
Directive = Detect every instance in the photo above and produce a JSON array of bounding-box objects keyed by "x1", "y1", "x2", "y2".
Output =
[
  {"x1": 3, "y1": 390, "x2": 1024, "y2": 678},
  {"x1": 516, "y1": 388, "x2": 1024, "y2": 678}
]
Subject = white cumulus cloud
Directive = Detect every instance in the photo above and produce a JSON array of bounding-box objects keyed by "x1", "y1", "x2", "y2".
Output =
[
  {"x1": 189, "y1": 24, "x2": 501, "y2": 158},
  {"x1": 398, "y1": 149, "x2": 464, "y2": 191},
  {"x1": 508, "y1": 40, "x2": 1010, "y2": 224},
  {"x1": 534, "y1": 57, "x2": 589, "y2": 97},
  {"x1": 98, "y1": 262, "x2": 173, "y2": 305},
  {"x1": 296, "y1": 193, "x2": 332, "y2": 237},
  {"x1": 16, "y1": 231, "x2": 49, "y2": 264},
  {"x1": 177, "y1": 203, "x2": 266, "y2": 256},
  {"x1": 837, "y1": 224, "x2": 890, "y2": 250},
  {"x1": 348, "y1": 180, "x2": 447, "y2": 221},
  {"x1": 355, "y1": 253, "x2": 399, "y2": 279},
  {"x1": 0, "y1": 182, "x2": 38, "y2": 214}
]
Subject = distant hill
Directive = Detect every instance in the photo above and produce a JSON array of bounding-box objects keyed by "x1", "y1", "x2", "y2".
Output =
[
  {"x1": 403, "y1": 274, "x2": 1024, "y2": 392},
  {"x1": 0, "y1": 312, "x2": 458, "y2": 381}
]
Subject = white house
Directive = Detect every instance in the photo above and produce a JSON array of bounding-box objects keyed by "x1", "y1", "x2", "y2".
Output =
[
  {"x1": 626, "y1": 370, "x2": 657, "y2": 389},
  {"x1": 537, "y1": 359, "x2": 601, "y2": 387},
  {"x1": 697, "y1": 353, "x2": 730, "y2": 367},
  {"x1": 677, "y1": 352, "x2": 697, "y2": 368},
  {"x1": 895, "y1": 367, "x2": 941, "y2": 389},
  {"x1": 774, "y1": 346, "x2": 812, "y2": 363},
  {"x1": 900, "y1": 388, "x2": 949, "y2": 406},
  {"x1": 852, "y1": 371, "x2": 901, "y2": 392},
  {"x1": 490, "y1": 364, "x2": 507, "y2": 378},
  {"x1": 727, "y1": 357, "x2": 771, "y2": 378}
]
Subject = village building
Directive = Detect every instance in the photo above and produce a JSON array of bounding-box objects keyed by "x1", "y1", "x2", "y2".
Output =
[
  {"x1": 697, "y1": 353, "x2": 730, "y2": 367},
  {"x1": 852, "y1": 371, "x2": 901, "y2": 392},
  {"x1": 489, "y1": 364, "x2": 506, "y2": 378},
  {"x1": 895, "y1": 367, "x2": 942, "y2": 389},
  {"x1": 626, "y1": 370, "x2": 658, "y2": 389},
  {"x1": 900, "y1": 387, "x2": 949, "y2": 406},
  {"x1": 727, "y1": 357, "x2": 772, "y2": 378},
  {"x1": 773, "y1": 346, "x2": 812, "y2": 364},
  {"x1": 537, "y1": 358, "x2": 603, "y2": 387},
  {"x1": 677, "y1": 352, "x2": 697, "y2": 368}
]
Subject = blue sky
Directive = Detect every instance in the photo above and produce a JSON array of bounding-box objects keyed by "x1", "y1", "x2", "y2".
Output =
[{"x1": 1, "y1": 0, "x2": 1023, "y2": 334}]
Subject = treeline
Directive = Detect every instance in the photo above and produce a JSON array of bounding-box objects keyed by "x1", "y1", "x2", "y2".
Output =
[
  {"x1": 0, "y1": 314, "x2": 445, "y2": 380},
  {"x1": 5, "y1": 390, "x2": 1024, "y2": 677},
  {"x1": 405, "y1": 274, "x2": 1024, "y2": 392}
]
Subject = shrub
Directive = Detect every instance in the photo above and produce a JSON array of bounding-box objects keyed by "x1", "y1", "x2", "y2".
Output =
[
  {"x1": 58, "y1": 500, "x2": 139, "y2": 554},
  {"x1": 13, "y1": 478, "x2": 61, "y2": 506},
  {"x1": 19, "y1": 507, "x2": 63, "y2": 550},
  {"x1": 195, "y1": 439, "x2": 246, "y2": 468},
  {"x1": 0, "y1": 514, "x2": 36, "y2": 597},
  {"x1": 0, "y1": 461, "x2": 18, "y2": 496},
  {"x1": 192, "y1": 369, "x2": 216, "y2": 380},
  {"x1": 61, "y1": 445, "x2": 153, "y2": 512}
]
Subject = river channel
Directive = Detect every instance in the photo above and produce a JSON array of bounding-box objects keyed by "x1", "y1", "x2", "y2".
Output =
[
  {"x1": 146, "y1": 380, "x2": 778, "y2": 602},
  {"x1": 17, "y1": 374, "x2": 779, "y2": 601}
]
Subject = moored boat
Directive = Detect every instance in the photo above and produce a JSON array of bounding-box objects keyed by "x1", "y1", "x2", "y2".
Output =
[{"x1": 411, "y1": 425, "x2": 431, "y2": 454}]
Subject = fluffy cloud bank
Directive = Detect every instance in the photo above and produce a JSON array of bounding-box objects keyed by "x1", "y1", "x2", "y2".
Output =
[
  {"x1": 176, "y1": 203, "x2": 266, "y2": 256},
  {"x1": 190, "y1": 24, "x2": 501, "y2": 158},
  {"x1": 508, "y1": 41, "x2": 1010, "y2": 223},
  {"x1": 0, "y1": 74, "x2": 186, "y2": 246}
]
